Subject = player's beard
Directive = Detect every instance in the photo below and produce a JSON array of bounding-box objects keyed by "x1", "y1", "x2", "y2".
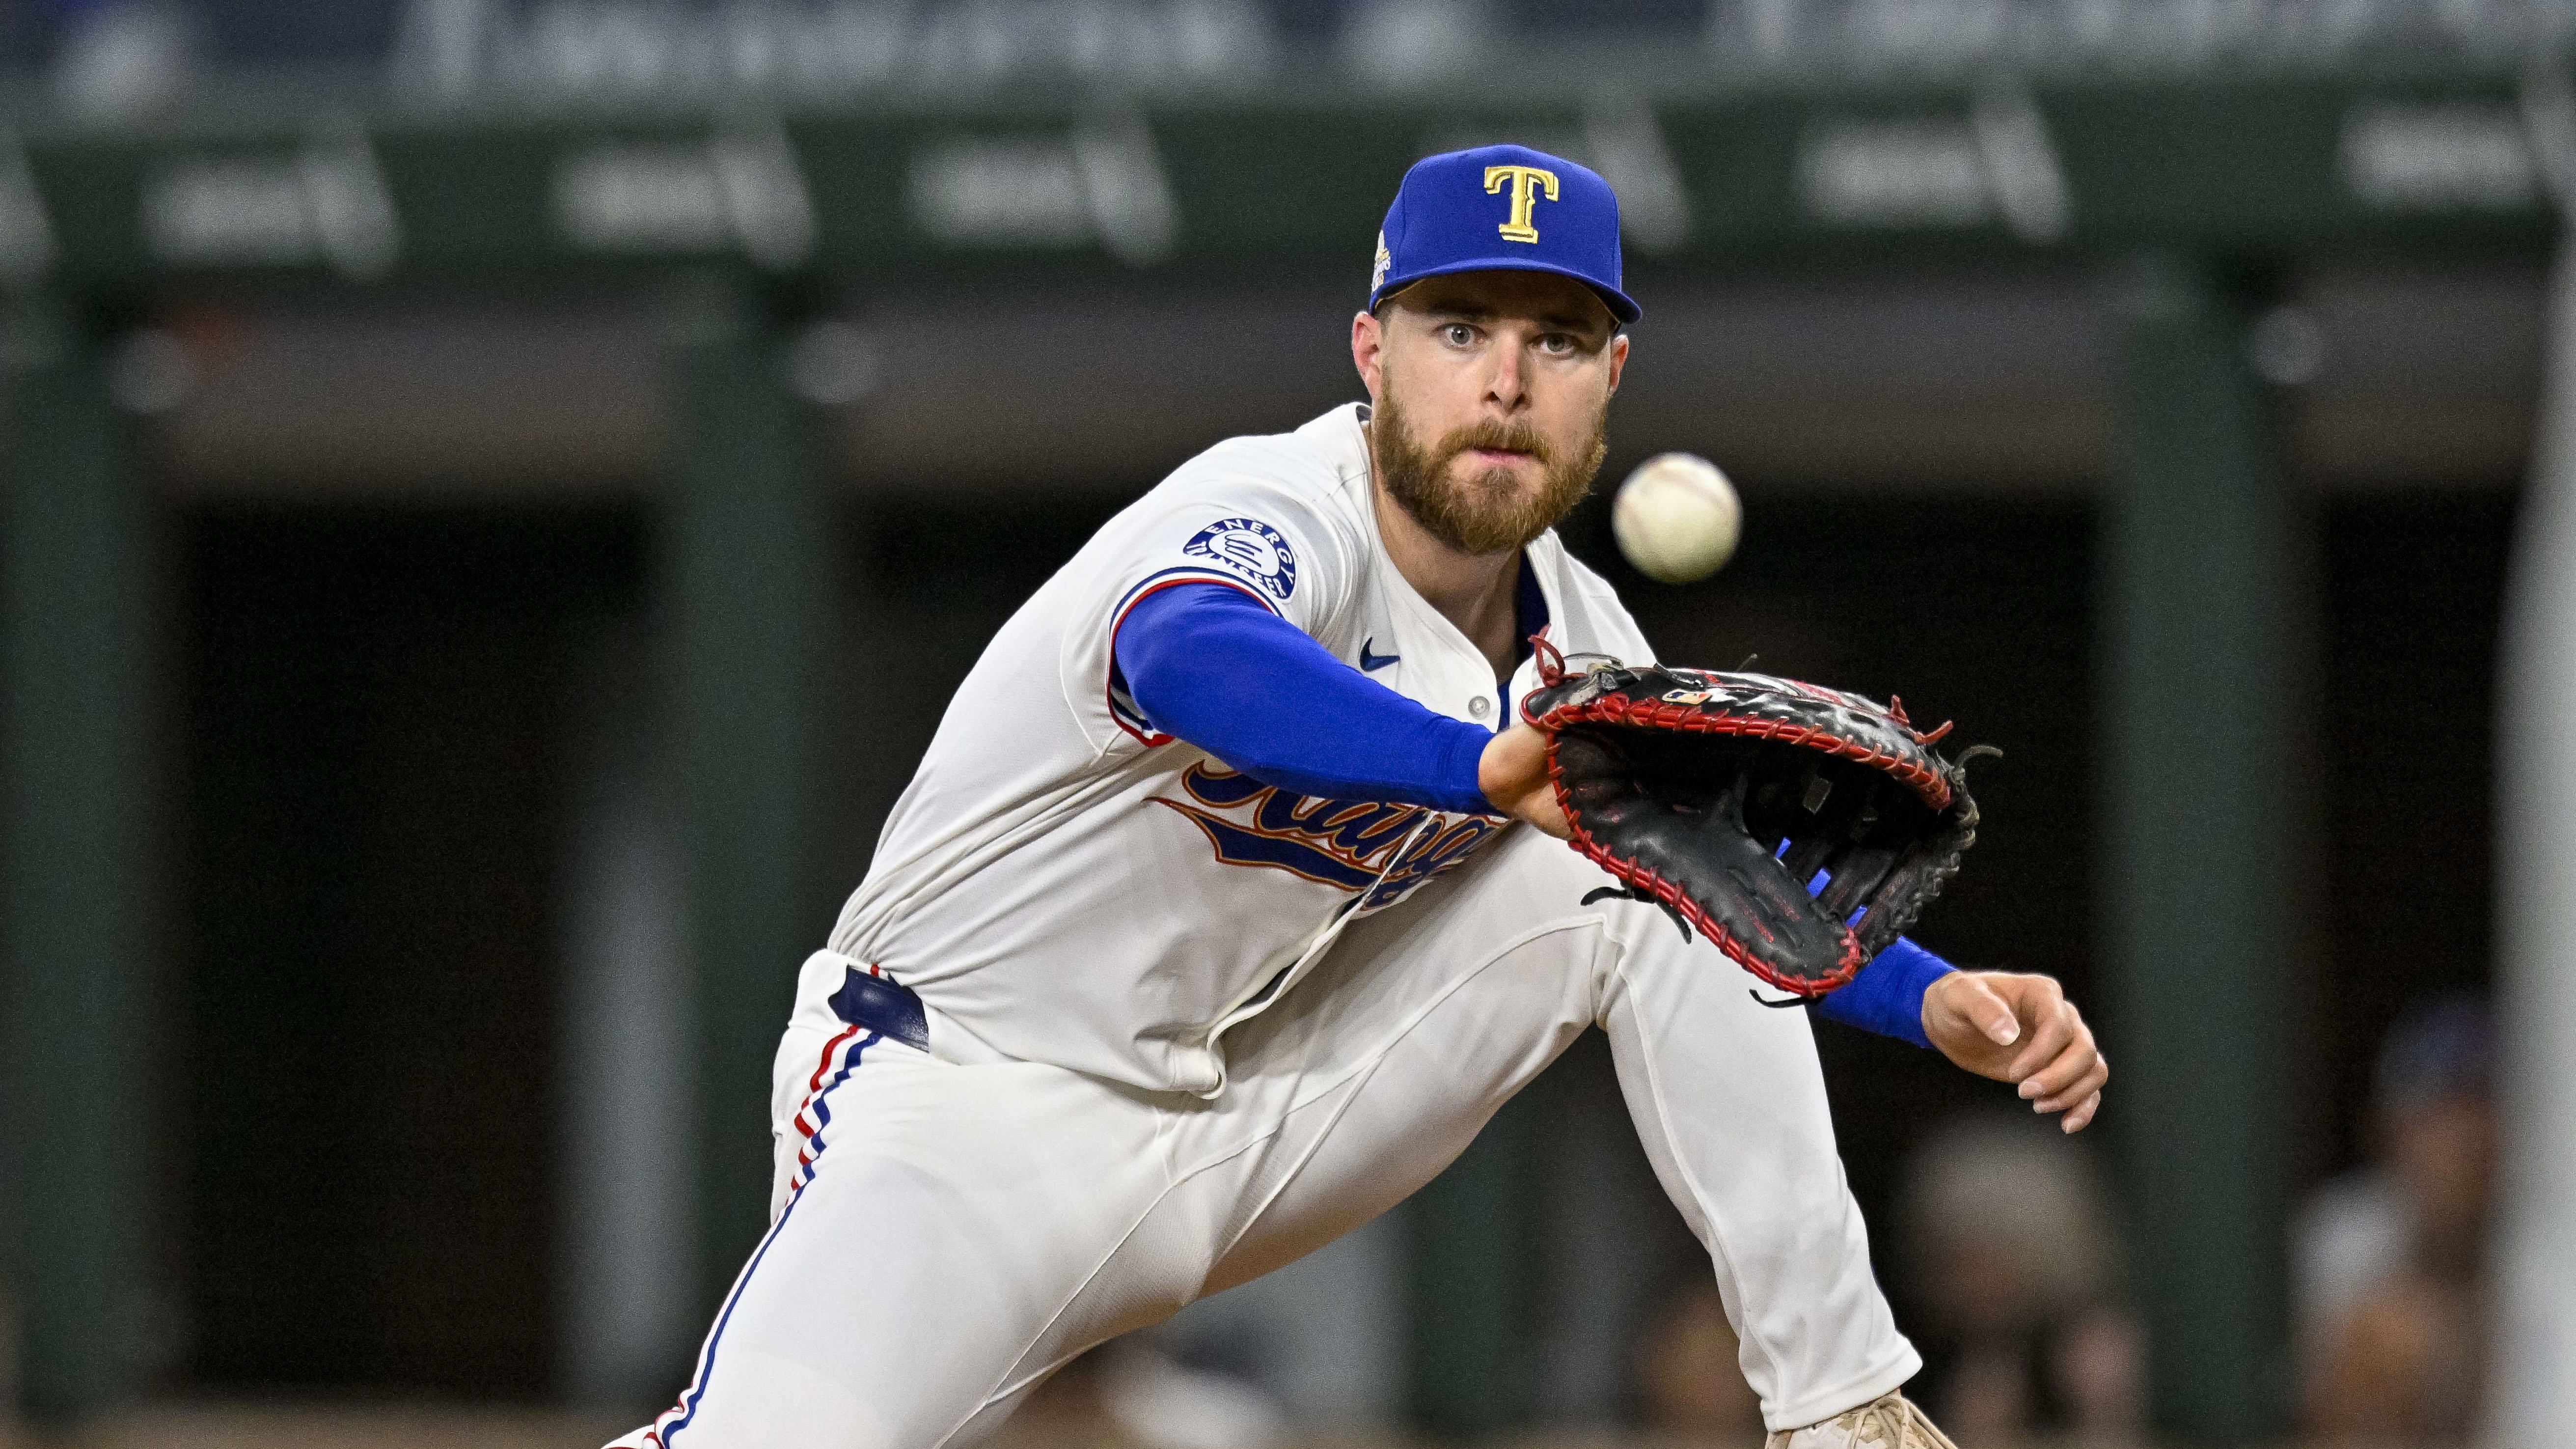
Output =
[{"x1": 1371, "y1": 391, "x2": 1609, "y2": 556}]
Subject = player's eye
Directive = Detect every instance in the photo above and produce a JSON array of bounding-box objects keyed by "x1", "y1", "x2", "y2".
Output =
[
  {"x1": 1441, "y1": 323, "x2": 1476, "y2": 347},
  {"x1": 1537, "y1": 334, "x2": 1576, "y2": 355}
]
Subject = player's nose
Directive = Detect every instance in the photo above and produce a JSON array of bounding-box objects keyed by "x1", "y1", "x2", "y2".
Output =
[{"x1": 1482, "y1": 344, "x2": 1530, "y2": 412}]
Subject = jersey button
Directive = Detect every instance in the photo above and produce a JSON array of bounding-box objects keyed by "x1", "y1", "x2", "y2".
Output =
[{"x1": 1468, "y1": 695, "x2": 1492, "y2": 719}]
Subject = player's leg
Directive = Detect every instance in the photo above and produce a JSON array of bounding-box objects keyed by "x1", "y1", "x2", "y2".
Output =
[
  {"x1": 1198, "y1": 827, "x2": 1918, "y2": 1433},
  {"x1": 1586, "y1": 871, "x2": 1922, "y2": 1430},
  {"x1": 606, "y1": 977, "x2": 1202, "y2": 1449}
]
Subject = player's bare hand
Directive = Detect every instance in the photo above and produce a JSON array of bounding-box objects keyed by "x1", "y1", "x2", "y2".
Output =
[
  {"x1": 1480, "y1": 724, "x2": 1570, "y2": 838},
  {"x1": 1922, "y1": 970, "x2": 2107, "y2": 1134}
]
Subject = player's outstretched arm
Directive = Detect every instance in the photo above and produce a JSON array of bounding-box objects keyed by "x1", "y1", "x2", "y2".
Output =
[
  {"x1": 1921, "y1": 971, "x2": 2107, "y2": 1133},
  {"x1": 1489, "y1": 715, "x2": 2098, "y2": 1126}
]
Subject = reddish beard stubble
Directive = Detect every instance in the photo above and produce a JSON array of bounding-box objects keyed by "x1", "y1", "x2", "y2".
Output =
[{"x1": 1370, "y1": 387, "x2": 1610, "y2": 556}]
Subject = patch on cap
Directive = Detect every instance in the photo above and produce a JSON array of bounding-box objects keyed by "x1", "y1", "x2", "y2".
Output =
[{"x1": 1371, "y1": 230, "x2": 1391, "y2": 294}]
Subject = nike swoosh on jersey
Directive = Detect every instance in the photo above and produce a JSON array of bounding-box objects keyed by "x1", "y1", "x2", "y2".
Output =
[{"x1": 1359, "y1": 638, "x2": 1400, "y2": 672}]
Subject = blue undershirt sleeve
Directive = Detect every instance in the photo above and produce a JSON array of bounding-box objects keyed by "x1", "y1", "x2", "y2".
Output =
[
  {"x1": 1115, "y1": 582, "x2": 1495, "y2": 815},
  {"x1": 1816, "y1": 937, "x2": 1954, "y2": 1048}
]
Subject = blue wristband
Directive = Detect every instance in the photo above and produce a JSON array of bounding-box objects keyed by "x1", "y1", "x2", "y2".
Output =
[{"x1": 1815, "y1": 936, "x2": 1954, "y2": 1048}]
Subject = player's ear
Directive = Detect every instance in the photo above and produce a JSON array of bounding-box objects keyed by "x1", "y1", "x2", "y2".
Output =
[
  {"x1": 1605, "y1": 332, "x2": 1630, "y2": 397},
  {"x1": 1352, "y1": 309, "x2": 1387, "y2": 402}
]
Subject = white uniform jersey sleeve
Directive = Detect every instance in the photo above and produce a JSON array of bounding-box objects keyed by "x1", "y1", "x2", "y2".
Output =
[{"x1": 1055, "y1": 432, "x2": 1367, "y2": 754}]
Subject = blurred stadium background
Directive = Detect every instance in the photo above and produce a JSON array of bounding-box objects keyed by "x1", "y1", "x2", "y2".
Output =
[{"x1": 2, "y1": 0, "x2": 2573, "y2": 1445}]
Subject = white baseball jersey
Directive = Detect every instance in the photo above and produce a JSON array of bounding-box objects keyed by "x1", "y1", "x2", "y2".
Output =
[{"x1": 827, "y1": 402, "x2": 1653, "y2": 1095}]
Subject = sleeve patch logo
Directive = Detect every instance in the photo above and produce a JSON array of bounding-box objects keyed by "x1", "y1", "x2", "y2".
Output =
[{"x1": 1182, "y1": 518, "x2": 1298, "y2": 602}]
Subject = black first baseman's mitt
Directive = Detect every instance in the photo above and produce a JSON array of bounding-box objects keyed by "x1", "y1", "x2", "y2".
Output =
[{"x1": 1521, "y1": 643, "x2": 1988, "y2": 997}]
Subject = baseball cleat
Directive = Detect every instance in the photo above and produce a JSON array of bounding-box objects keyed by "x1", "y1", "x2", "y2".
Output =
[{"x1": 1765, "y1": 1391, "x2": 1963, "y2": 1449}]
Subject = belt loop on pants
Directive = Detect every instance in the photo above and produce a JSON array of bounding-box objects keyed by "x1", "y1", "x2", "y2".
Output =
[{"x1": 827, "y1": 964, "x2": 931, "y2": 1052}]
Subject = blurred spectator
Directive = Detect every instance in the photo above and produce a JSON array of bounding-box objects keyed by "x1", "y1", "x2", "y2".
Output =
[
  {"x1": 1100, "y1": 1342, "x2": 1292, "y2": 1449},
  {"x1": 2297, "y1": 993, "x2": 2494, "y2": 1442},
  {"x1": 987, "y1": 1340, "x2": 1290, "y2": 1449},
  {"x1": 988, "y1": 1348, "x2": 1136, "y2": 1449},
  {"x1": 49, "y1": 0, "x2": 194, "y2": 118},
  {"x1": 1900, "y1": 1111, "x2": 2143, "y2": 1444},
  {"x1": 1628, "y1": 1279, "x2": 1767, "y2": 1445}
]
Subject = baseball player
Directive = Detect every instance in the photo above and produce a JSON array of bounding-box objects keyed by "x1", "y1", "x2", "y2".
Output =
[{"x1": 611, "y1": 144, "x2": 2106, "y2": 1449}]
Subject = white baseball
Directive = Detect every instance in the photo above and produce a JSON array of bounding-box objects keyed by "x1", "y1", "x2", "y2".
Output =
[{"x1": 1612, "y1": 452, "x2": 1741, "y2": 584}]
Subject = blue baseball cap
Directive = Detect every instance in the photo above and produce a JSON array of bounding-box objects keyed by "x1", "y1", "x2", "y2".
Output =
[{"x1": 1369, "y1": 144, "x2": 1640, "y2": 325}]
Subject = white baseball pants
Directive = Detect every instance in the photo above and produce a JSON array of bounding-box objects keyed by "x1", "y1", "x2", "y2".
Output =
[{"x1": 612, "y1": 827, "x2": 1918, "y2": 1448}]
